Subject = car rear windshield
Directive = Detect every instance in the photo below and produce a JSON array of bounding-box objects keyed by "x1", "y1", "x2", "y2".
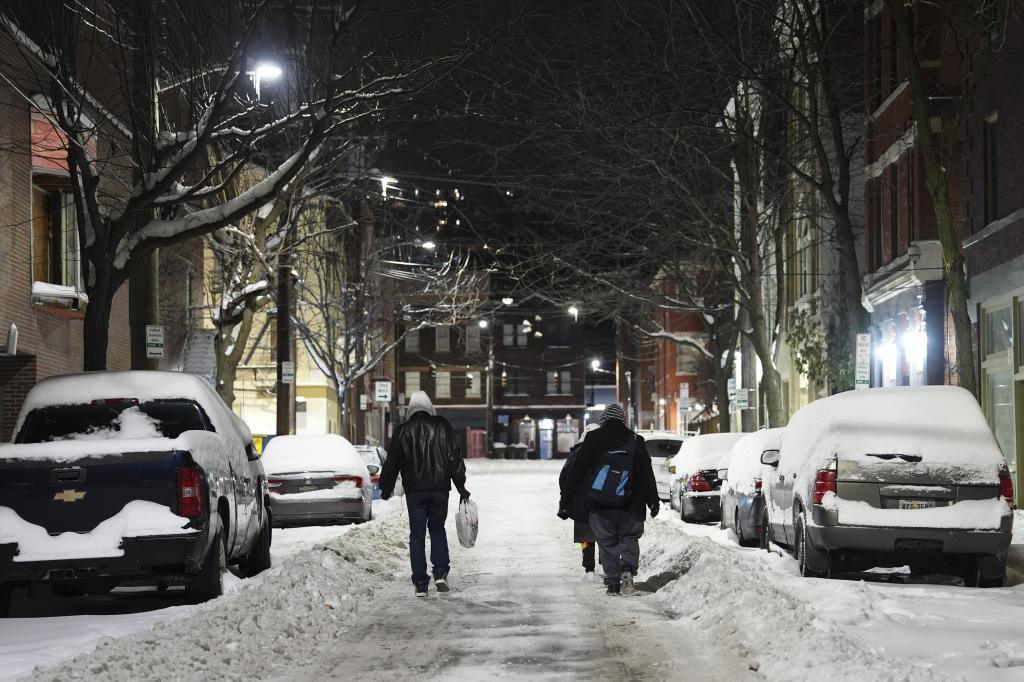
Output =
[
  {"x1": 17, "y1": 400, "x2": 211, "y2": 443},
  {"x1": 646, "y1": 439, "x2": 683, "y2": 458}
]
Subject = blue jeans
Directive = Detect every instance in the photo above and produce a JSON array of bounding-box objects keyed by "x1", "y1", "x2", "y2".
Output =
[{"x1": 406, "y1": 491, "x2": 450, "y2": 586}]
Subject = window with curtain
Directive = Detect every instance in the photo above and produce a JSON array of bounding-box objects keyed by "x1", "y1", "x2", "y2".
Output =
[
  {"x1": 405, "y1": 370, "x2": 420, "y2": 395},
  {"x1": 465, "y1": 324, "x2": 480, "y2": 352},
  {"x1": 436, "y1": 370, "x2": 450, "y2": 398},
  {"x1": 435, "y1": 326, "x2": 450, "y2": 352}
]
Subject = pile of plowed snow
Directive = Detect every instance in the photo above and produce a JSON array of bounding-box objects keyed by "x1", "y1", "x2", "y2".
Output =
[
  {"x1": 639, "y1": 518, "x2": 945, "y2": 682},
  {"x1": 28, "y1": 510, "x2": 408, "y2": 681}
]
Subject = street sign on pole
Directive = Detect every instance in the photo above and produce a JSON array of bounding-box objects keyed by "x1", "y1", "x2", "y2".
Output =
[
  {"x1": 145, "y1": 325, "x2": 164, "y2": 359},
  {"x1": 375, "y1": 380, "x2": 392, "y2": 402},
  {"x1": 855, "y1": 333, "x2": 872, "y2": 390},
  {"x1": 727, "y1": 377, "x2": 736, "y2": 400},
  {"x1": 736, "y1": 388, "x2": 750, "y2": 410},
  {"x1": 280, "y1": 361, "x2": 295, "y2": 385}
]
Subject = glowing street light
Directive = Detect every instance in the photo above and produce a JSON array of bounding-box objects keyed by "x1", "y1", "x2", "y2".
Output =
[
  {"x1": 251, "y1": 61, "x2": 282, "y2": 99},
  {"x1": 421, "y1": 240, "x2": 436, "y2": 250},
  {"x1": 501, "y1": 297, "x2": 514, "y2": 306},
  {"x1": 478, "y1": 320, "x2": 489, "y2": 329},
  {"x1": 590, "y1": 359, "x2": 601, "y2": 371},
  {"x1": 568, "y1": 305, "x2": 579, "y2": 321},
  {"x1": 380, "y1": 176, "x2": 397, "y2": 197}
]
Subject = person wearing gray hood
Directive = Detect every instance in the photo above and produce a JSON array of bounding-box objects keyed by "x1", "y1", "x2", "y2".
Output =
[{"x1": 380, "y1": 391, "x2": 469, "y2": 597}]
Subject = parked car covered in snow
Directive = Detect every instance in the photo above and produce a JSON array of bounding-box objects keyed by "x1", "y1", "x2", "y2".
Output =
[
  {"x1": 0, "y1": 371, "x2": 272, "y2": 616},
  {"x1": 354, "y1": 444, "x2": 387, "y2": 500},
  {"x1": 264, "y1": 435, "x2": 372, "y2": 526},
  {"x1": 719, "y1": 428, "x2": 783, "y2": 546},
  {"x1": 634, "y1": 430, "x2": 691, "y2": 501},
  {"x1": 762, "y1": 386, "x2": 1014, "y2": 586},
  {"x1": 668, "y1": 432, "x2": 746, "y2": 522}
]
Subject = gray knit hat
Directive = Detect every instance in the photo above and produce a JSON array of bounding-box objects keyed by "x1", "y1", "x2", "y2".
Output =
[{"x1": 600, "y1": 403, "x2": 626, "y2": 425}]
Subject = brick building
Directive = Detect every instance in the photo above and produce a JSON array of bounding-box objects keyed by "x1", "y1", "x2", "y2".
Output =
[
  {"x1": 962, "y1": 4, "x2": 1024, "y2": 493},
  {"x1": 0, "y1": 32, "x2": 131, "y2": 441},
  {"x1": 861, "y1": 1, "x2": 962, "y2": 390}
]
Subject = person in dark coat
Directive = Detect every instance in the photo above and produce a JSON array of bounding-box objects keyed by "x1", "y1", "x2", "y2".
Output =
[
  {"x1": 380, "y1": 391, "x2": 470, "y2": 597},
  {"x1": 558, "y1": 403, "x2": 659, "y2": 595},
  {"x1": 559, "y1": 423, "x2": 600, "y2": 579}
]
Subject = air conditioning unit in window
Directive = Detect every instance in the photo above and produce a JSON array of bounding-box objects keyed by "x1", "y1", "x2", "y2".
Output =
[{"x1": 31, "y1": 281, "x2": 88, "y2": 319}]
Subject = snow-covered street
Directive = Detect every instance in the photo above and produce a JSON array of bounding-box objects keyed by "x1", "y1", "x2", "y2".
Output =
[{"x1": 3, "y1": 461, "x2": 1024, "y2": 681}]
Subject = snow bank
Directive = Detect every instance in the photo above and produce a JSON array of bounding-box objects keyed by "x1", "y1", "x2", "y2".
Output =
[
  {"x1": 723, "y1": 428, "x2": 783, "y2": 496},
  {"x1": 781, "y1": 387, "x2": 1005, "y2": 499},
  {"x1": 27, "y1": 501, "x2": 408, "y2": 681},
  {"x1": 0, "y1": 501, "x2": 194, "y2": 563},
  {"x1": 640, "y1": 518, "x2": 943, "y2": 680},
  {"x1": 823, "y1": 493, "x2": 1009, "y2": 530},
  {"x1": 261, "y1": 434, "x2": 365, "y2": 477},
  {"x1": 669, "y1": 432, "x2": 746, "y2": 479}
]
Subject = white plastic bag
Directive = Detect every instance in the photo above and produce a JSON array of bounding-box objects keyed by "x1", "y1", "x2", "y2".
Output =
[{"x1": 456, "y1": 498, "x2": 479, "y2": 548}]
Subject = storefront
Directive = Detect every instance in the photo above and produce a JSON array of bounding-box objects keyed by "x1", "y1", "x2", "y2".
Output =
[{"x1": 977, "y1": 295, "x2": 1023, "y2": 492}]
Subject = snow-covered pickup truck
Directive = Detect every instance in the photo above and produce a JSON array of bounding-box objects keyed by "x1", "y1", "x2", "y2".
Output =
[
  {"x1": 763, "y1": 386, "x2": 1014, "y2": 587},
  {"x1": 0, "y1": 371, "x2": 272, "y2": 616}
]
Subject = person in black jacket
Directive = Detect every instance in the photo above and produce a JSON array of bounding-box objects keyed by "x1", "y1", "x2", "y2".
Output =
[
  {"x1": 380, "y1": 391, "x2": 469, "y2": 597},
  {"x1": 558, "y1": 403, "x2": 659, "y2": 595},
  {"x1": 559, "y1": 423, "x2": 601, "y2": 580}
]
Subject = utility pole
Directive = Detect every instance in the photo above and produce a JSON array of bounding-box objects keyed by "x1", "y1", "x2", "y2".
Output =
[
  {"x1": 129, "y1": 0, "x2": 160, "y2": 370},
  {"x1": 276, "y1": 231, "x2": 294, "y2": 435},
  {"x1": 485, "y1": 331, "x2": 494, "y2": 456}
]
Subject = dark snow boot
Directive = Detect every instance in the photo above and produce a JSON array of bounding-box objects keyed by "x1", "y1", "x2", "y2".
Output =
[
  {"x1": 435, "y1": 574, "x2": 450, "y2": 593},
  {"x1": 415, "y1": 582, "x2": 429, "y2": 598},
  {"x1": 606, "y1": 583, "x2": 621, "y2": 596}
]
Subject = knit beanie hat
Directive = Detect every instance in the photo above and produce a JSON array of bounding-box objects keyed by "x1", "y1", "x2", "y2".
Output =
[{"x1": 600, "y1": 403, "x2": 626, "y2": 425}]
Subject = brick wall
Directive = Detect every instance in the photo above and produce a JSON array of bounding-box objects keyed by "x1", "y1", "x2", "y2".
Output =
[{"x1": 0, "y1": 354, "x2": 37, "y2": 441}]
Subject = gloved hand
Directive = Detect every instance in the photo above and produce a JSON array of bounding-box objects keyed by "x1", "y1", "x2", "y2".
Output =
[
  {"x1": 381, "y1": 490, "x2": 392, "y2": 501},
  {"x1": 556, "y1": 507, "x2": 570, "y2": 520},
  {"x1": 649, "y1": 503, "x2": 660, "y2": 518},
  {"x1": 459, "y1": 488, "x2": 471, "y2": 501}
]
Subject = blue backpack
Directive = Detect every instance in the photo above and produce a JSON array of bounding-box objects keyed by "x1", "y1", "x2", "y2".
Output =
[{"x1": 588, "y1": 437, "x2": 637, "y2": 507}]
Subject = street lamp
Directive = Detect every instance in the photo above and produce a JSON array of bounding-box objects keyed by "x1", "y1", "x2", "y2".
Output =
[
  {"x1": 568, "y1": 305, "x2": 579, "y2": 321},
  {"x1": 421, "y1": 240, "x2": 436, "y2": 250},
  {"x1": 591, "y1": 359, "x2": 600, "y2": 371},
  {"x1": 501, "y1": 297, "x2": 514, "y2": 306},
  {"x1": 251, "y1": 61, "x2": 282, "y2": 99},
  {"x1": 478, "y1": 319, "x2": 489, "y2": 329},
  {"x1": 380, "y1": 176, "x2": 397, "y2": 198}
]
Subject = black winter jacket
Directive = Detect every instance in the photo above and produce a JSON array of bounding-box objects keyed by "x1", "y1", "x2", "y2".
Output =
[
  {"x1": 559, "y1": 421, "x2": 658, "y2": 522},
  {"x1": 379, "y1": 412, "x2": 467, "y2": 496}
]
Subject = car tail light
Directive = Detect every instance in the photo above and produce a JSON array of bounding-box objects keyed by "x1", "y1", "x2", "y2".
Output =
[
  {"x1": 334, "y1": 475, "x2": 364, "y2": 488},
  {"x1": 999, "y1": 467, "x2": 1015, "y2": 508},
  {"x1": 689, "y1": 472, "x2": 712, "y2": 493},
  {"x1": 371, "y1": 475, "x2": 380, "y2": 485},
  {"x1": 754, "y1": 478, "x2": 762, "y2": 493},
  {"x1": 267, "y1": 478, "x2": 284, "y2": 493},
  {"x1": 812, "y1": 469, "x2": 837, "y2": 505},
  {"x1": 176, "y1": 466, "x2": 204, "y2": 518}
]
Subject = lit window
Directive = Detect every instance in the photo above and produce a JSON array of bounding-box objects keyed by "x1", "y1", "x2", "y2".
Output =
[
  {"x1": 435, "y1": 326, "x2": 450, "y2": 353},
  {"x1": 465, "y1": 324, "x2": 480, "y2": 352},
  {"x1": 436, "y1": 371, "x2": 450, "y2": 398},
  {"x1": 31, "y1": 186, "x2": 79, "y2": 287},
  {"x1": 405, "y1": 370, "x2": 420, "y2": 394},
  {"x1": 405, "y1": 330, "x2": 420, "y2": 352}
]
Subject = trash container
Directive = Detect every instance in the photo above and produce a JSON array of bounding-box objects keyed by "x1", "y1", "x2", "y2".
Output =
[
  {"x1": 490, "y1": 442, "x2": 507, "y2": 459},
  {"x1": 509, "y1": 443, "x2": 528, "y2": 460}
]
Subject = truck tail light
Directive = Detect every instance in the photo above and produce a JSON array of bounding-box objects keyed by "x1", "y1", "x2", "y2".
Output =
[
  {"x1": 177, "y1": 465, "x2": 204, "y2": 518},
  {"x1": 334, "y1": 475, "x2": 363, "y2": 489},
  {"x1": 267, "y1": 478, "x2": 284, "y2": 493},
  {"x1": 754, "y1": 478, "x2": 762, "y2": 493},
  {"x1": 999, "y1": 467, "x2": 1015, "y2": 509},
  {"x1": 812, "y1": 469, "x2": 837, "y2": 505}
]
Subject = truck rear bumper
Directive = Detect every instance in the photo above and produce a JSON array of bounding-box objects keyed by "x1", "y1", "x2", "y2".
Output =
[
  {"x1": 682, "y1": 494, "x2": 721, "y2": 521},
  {"x1": 0, "y1": 533, "x2": 205, "y2": 584}
]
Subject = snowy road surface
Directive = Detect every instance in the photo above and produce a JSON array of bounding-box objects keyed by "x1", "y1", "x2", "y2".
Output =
[{"x1": 1, "y1": 460, "x2": 1022, "y2": 681}]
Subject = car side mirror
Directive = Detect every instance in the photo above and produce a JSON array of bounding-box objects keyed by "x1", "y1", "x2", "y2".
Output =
[
  {"x1": 367, "y1": 464, "x2": 380, "y2": 475},
  {"x1": 760, "y1": 449, "x2": 780, "y2": 467}
]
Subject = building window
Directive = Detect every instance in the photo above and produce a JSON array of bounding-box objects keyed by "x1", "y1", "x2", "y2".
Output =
[
  {"x1": 436, "y1": 370, "x2": 450, "y2": 398},
  {"x1": 405, "y1": 370, "x2": 420, "y2": 395},
  {"x1": 502, "y1": 323, "x2": 528, "y2": 347},
  {"x1": 504, "y1": 369, "x2": 530, "y2": 395},
  {"x1": 31, "y1": 186, "x2": 79, "y2": 287},
  {"x1": 542, "y1": 319, "x2": 572, "y2": 347},
  {"x1": 889, "y1": 16, "x2": 899, "y2": 92},
  {"x1": 405, "y1": 329, "x2": 420, "y2": 352},
  {"x1": 546, "y1": 369, "x2": 572, "y2": 395},
  {"x1": 984, "y1": 114, "x2": 999, "y2": 225},
  {"x1": 465, "y1": 324, "x2": 480, "y2": 352},
  {"x1": 465, "y1": 370, "x2": 480, "y2": 398},
  {"x1": 869, "y1": 180, "x2": 882, "y2": 270},
  {"x1": 435, "y1": 326, "x2": 450, "y2": 353},
  {"x1": 986, "y1": 366, "x2": 1016, "y2": 479},
  {"x1": 986, "y1": 304, "x2": 1013, "y2": 356}
]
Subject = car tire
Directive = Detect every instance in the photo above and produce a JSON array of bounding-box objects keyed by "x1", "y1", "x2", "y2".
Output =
[
  {"x1": 240, "y1": 513, "x2": 272, "y2": 578},
  {"x1": 680, "y1": 500, "x2": 693, "y2": 523},
  {"x1": 795, "y1": 512, "x2": 830, "y2": 579},
  {"x1": 965, "y1": 555, "x2": 1006, "y2": 588},
  {"x1": 189, "y1": 529, "x2": 227, "y2": 604},
  {"x1": 0, "y1": 584, "x2": 13, "y2": 618},
  {"x1": 735, "y1": 508, "x2": 747, "y2": 545},
  {"x1": 758, "y1": 507, "x2": 770, "y2": 550}
]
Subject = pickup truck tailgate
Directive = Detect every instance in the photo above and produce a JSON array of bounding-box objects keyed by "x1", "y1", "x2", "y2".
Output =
[{"x1": 0, "y1": 450, "x2": 184, "y2": 534}]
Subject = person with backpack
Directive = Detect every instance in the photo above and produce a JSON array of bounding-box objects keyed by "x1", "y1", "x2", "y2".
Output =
[
  {"x1": 559, "y1": 422, "x2": 601, "y2": 580},
  {"x1": 380, "y1": 391, "x2": 470, "y2": 597},
  {"x1": 558, "y1": 403, "x2": 659, "y2": 595}
]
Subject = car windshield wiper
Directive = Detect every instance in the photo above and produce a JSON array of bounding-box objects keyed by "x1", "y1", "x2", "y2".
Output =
[{"x1": 865, "y1": 453, "x2": 922, "y2": 463}]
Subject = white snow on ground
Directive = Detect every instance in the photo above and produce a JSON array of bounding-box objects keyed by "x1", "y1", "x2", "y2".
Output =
[
  {"x1": 3, "y1": 462, "x2": 1023, "y2": 681},
  {"x1": 0, "y1": 501, "x2": 194, "y2": 563}
]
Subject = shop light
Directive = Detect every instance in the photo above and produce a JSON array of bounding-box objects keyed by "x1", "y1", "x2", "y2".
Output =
[
  {"x1": 880, "y1": 341, "x2": 899, "y2": 383},
  {"x1": 902, "y1": 330, "x2": 927, "y2": 373}
]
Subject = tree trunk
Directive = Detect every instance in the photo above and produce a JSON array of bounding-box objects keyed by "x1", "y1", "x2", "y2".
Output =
[
  {"x1": 214, "y1": 308, "x2": 255, "y2": 408},
  {"x1": 834, "y1": 207, "x2": 869, "y2": 391},
  {"x1": 887, "y1": 0, "x2": 977, "y2": 396},
  {"x1": 82, "y1": 292, "x2": 113, "y2": 371}
]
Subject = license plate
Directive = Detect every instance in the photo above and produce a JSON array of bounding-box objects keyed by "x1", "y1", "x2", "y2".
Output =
[
  {"x1": 297, "y1": 485, "x2": 318, "y2": 493},
  {"x1": 899, "y1": 499, "x2": 936, "y2": 510}
]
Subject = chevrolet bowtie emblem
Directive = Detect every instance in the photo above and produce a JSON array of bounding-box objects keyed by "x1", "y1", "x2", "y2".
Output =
[{"x1": 53, "y1": 489, "x2": 87, "y2": 503}]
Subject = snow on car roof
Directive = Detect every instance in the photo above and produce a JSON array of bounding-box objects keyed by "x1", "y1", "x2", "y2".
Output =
[
  {"x1": 672, "y1": 432, "x2": 747, "y2": 475},
  {"x1": 780, "y1": 386, "x2": 1005, "y2": 488},
  {"x1": 13, "y1": 370, "x2": 251, "y2": 448},
  {"x1": 635, "y1": 430, "x2": 686, "y2": 441},
  {"x1": 723, "y1": 428, "x2": 783, "y2": 496},
  {"x1": 261, "y1": 434, "x2": 366, "y2": 477}
]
